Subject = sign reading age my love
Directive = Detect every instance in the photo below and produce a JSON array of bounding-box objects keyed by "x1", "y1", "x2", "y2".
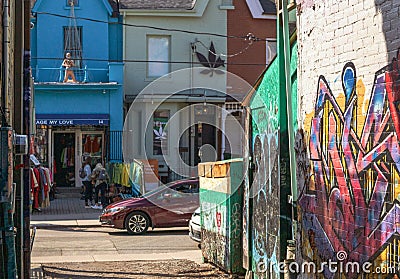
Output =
[{"x1": 35, "y1": 114, "x2": 109, "y2": 126}]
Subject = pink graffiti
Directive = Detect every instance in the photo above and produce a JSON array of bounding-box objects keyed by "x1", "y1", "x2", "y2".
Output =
[{"x1": 299, "y1": 58, "x2": 400, "y2": 273}]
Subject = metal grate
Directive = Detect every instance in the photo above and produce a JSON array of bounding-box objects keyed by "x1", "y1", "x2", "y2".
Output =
[
  {"x1": 107, "y1": 131, "x2": 123, "y2": 162},
  {"x1": 225, "y1": 102, "x2": 244, "y2": 111},
  {"x1": 31, "y1": 266, "x2": 45, "y2": 279}
]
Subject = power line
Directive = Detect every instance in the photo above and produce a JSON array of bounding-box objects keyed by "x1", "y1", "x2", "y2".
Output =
[
  {"x1": 34, "y1": 11, "x2": 268, "y2": 42},
  {"x1": 194, "y1": 37, "x2": 255, "y2": 58},
  {"x1": 32, "y1": 56, "x2": 269, "y2": 66}
]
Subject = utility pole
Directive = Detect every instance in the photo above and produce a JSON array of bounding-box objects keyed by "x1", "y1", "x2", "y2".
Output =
[
  {"x1": 14, "y1": 0, "x2": 25, "y2": 277},
  {"x1": 0, "y1": 0, "x2": 17, "y2": 277},
  {"x1": 22, "y1": 0, "x2": 32, "y2": 277}
]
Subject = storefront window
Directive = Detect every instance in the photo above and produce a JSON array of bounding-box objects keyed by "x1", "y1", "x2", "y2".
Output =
[
  {"x1": 82, "y1": 133, "x2": 103, "y2": 165},
  {"x1": 35, "y1": 128, "x2": 48, "y2": 164},
  {"x1": 153, "y1": 110, "x2": 169, "y2": 155}
]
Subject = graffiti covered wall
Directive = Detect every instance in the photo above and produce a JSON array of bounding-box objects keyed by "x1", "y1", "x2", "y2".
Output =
[
  {"x1": 297, "y1": 1, "x2": 400, "y2": 278},
  {"x1": 244, "y1": 41, "x2": 296, "y2": 277},
  {"x1": 245, "y1": 55, "x2": 281, "y2": 279}
]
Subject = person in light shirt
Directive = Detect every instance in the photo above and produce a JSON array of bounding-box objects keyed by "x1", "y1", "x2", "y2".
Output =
[{"x1": 62, "y1": 52, "x2": 76, "y2": 82}]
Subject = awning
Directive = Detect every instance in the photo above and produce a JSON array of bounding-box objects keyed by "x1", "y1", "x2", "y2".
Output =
[{"x1": 35, "y1": 114, "x2": 109, "y2": 126}]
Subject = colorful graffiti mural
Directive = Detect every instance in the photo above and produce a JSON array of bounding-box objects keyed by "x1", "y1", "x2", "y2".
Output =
[
  {"x1": 242, "y1": 42, "x2": 296, "y2": 278},
  {"x1": 298, "y1": 50, "x2": 400, "y2": 278},
  {"x1": 248, "y1": 68, "x2": 281, "y2": 278}
]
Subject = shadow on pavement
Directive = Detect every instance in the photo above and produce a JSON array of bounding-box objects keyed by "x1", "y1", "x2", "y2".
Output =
[
  {"x1": 42, "y1": 260, "x2": 228, "y2": 279},
  {"x1": 108, "y1": 228, "x2": 189, "y2": 236}
]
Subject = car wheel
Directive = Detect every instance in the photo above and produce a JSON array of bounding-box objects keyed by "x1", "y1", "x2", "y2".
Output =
[{"x1": 125, "y1": 211, "x2": 150, "y2": 235}]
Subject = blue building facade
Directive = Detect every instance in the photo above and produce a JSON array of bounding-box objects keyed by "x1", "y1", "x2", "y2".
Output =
[{"x1": 31, "y1": 0, "x2": 123, "y2": 187}]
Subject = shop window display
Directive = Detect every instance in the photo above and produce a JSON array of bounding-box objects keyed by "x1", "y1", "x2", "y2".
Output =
[
  {"x1": 82, "y1": 134, "x2": 103, "y2": 165},
  {"x1": 35, "y1": 128, "x2": 48, "y2": 164}
]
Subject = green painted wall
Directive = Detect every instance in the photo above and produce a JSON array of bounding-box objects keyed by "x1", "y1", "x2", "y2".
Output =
[{"x1": 245, "y1": 39, "x2": 297, "y2": 278}]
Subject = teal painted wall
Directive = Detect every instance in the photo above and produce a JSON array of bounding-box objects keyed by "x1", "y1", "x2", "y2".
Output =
[
  {"x1": 31, "y1": 0, "x2": 124, "y2": 161},
  {"x1": 31, "y1": 0, "x2": 120, "y2": 82},
  {"x1": 244, "y1": 40, "x2": 297, "y2": 278}
]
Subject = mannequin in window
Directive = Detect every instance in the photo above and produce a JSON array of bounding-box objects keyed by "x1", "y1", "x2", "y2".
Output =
[{"x1": 62, "y1": 52, "x2": 76, "y2": 83}]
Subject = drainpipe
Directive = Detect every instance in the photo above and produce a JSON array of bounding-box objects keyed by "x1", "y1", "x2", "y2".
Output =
[
  {"x1": 22, "y1": 0, "x2": 32, "y2": 277},
  {"x1": 1, "y1": 0, "x2": 9, "y2": 126},
  {"x1": 281, "y1": 0, "x2": 297, "y2": 237},
  {"x1": 189, "y1": 42, "x2": 196, "y2": 168},
  {"x1": 13, "y1": 0, "x2": 25, "y2": 277},
  {"x1": 279, "y1": 1, "x2": 297, "y2": 275}
]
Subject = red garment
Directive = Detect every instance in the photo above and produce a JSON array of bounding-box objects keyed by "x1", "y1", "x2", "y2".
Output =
[
  {"x1": 53, "y1": 159, "x2": 57, "y2": 174},
  {"x1": 91, "y1": 136, "x2": 101, "y2": 153}
]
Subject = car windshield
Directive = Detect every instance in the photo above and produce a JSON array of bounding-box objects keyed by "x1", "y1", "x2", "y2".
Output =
[{"x1": 141, "y1": 181, "x2": 176, "y2": 198}]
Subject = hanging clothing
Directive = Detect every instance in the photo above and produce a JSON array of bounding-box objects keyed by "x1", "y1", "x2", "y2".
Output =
[
  {"x1": 92, "y1": 136, "x2": 101, "y2": 153},
  {"x1": 39, "y1": 167, "x2": 51, "y2": 208},
  {"x1": 61, "y1": 146, "x2": 75, "y2": 168},
  {"x1": 84, "y1": 135, "x2": 92, "y2": 153},
  {"x1": 31, "y1": 168, "x2": 41, "y2": 209},
  {"x1": 84, "y1": 136, "x2": 101, "y2": 154},
  {"x1": 112, "y1": 163, "x2": 123, "y2": 184},
  {"x1": 121, "y1": 164, "x2": 130, "y2": 187}
]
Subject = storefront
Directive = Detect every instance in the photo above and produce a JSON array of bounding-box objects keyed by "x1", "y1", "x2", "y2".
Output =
[{"x1": 34, "y1": 114, "x2": 110, "y2": 188}]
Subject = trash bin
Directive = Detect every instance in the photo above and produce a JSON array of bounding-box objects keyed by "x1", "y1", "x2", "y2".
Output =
[{"x1": 198, "y1": 158, "x2": 244, "y2": 274}]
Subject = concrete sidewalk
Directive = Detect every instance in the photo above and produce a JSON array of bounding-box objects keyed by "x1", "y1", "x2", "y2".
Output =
[
  {"x1": 31, "y1": 187, "x2": 102, "y2": 227},
  {"x1": 31, "y1": 218, "x2": 100, "y2": 227},
  {"x1": 32, "y1": 250, "x2": 203, "y2": 264}
]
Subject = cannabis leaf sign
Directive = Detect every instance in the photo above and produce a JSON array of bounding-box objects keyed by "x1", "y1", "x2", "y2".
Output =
[
  {"x1": 154, "y1": 126, "x2": 167, "y2": 140},
  {"x1": 195, "y1": 41, "x2": 225, "y2": 77}
]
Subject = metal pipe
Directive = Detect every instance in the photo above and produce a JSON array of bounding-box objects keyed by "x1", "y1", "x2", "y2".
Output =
[
  {"x1": 23, "y1": 0, "x2": 32, "y2": 277},
  {"x1": 281, "y1": 0, "x2": 297, "y2": 239},
  {"x1": 13, "y1": 0, "x2": 25, "y2": 275},
  {"x1": 1, "y1": 0, "x2": 9, "y2": 126}
]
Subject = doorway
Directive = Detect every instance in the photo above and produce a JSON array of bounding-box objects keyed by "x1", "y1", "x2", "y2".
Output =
[
  {"x1": 53, "y1": 132, "x2": 76, "y2": 187},
  {"x1": 194, "y1": 123, "x2": 216, "y2": 165}
]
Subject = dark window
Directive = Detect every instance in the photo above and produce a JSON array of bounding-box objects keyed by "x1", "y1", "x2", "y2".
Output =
[
  {"x1": 63, "y1": 26, "x2": 83, "y2": 68},
  {"x1": 175, "y1": 183, "x2": 199, "y2": 194},
  {"x1": 66, "y1": 0, "x2": 79, "y2": 7},
  {"x1": 153, "y1": 110, "x2": 169, "y2": 155}
]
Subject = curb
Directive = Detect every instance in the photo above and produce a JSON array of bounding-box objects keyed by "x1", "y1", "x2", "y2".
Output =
[
  {"x1": 32, "y1": 250, "x2": 204, "y2": 265},
  {"x1": 32, "y1": 224, "x2": 101, "y2": 229},
  {"x1": 31, "y1": 219, "x2": 101, "y2": 229}
]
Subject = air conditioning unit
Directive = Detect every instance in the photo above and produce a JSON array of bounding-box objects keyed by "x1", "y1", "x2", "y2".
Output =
[{"x1": 14, "y1": 134, "x2": 28, "y2": 155}]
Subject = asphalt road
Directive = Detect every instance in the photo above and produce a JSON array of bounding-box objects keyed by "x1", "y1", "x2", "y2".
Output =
[{"x1": 31, "y1": 226, "x2": 202, "y2": 263}]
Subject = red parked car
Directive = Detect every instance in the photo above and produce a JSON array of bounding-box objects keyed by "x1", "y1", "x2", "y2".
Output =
[{"x1": 100, "y1": 178, "x2": 199, "y2": 235}]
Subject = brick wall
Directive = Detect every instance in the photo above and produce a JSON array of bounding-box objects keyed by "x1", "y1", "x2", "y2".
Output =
[
  {"x1": 227, "y1": 0, "x2": 276, "y2": 90},
  {"x1": 297, "y1": 0, "x2": 400, "y2": 277}
]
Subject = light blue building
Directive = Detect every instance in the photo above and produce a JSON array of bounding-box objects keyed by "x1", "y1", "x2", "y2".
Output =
[{"x1": 31, "y1": 0, "x2": 123, "y2": 187}]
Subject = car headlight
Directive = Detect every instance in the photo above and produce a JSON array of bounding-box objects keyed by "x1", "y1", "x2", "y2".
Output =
[{"x1": 103, "y1": 206, "x2": 126, "y2": 214}]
